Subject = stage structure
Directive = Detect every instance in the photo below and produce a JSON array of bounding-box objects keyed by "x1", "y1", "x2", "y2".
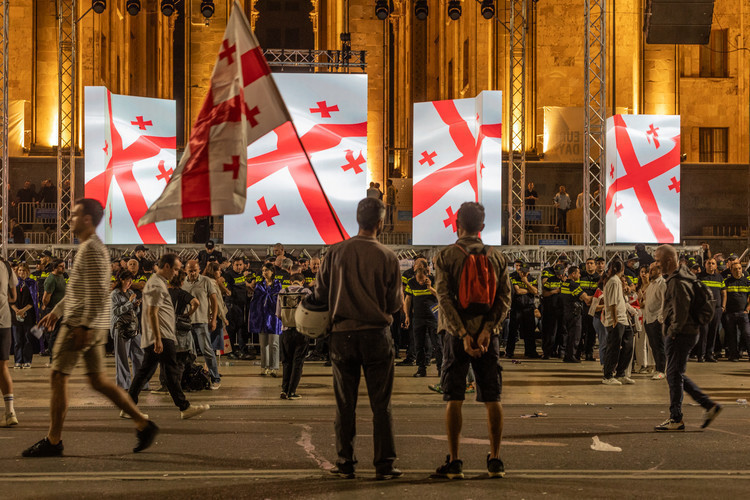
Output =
[
  {"x1": 507, "y1": 0, "x2": 527, "y2": 246},
  {"x1": 224, "y1": 73, "x2": 368, "y2": 245},
  {"x1": 57, "y1": 0, "x2": 76, "y2": 244},
  {"x1": 0, "y1": 1, "x2": 7, "y2": 258}
]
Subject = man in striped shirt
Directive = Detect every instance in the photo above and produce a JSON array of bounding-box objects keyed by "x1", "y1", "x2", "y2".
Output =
[{"x1": 22, "y1": 199, "x2": 158, "y2": 458}]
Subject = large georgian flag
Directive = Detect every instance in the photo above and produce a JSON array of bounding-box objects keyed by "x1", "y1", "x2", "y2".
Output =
[
  {"x1": 412, "y1": 91, "x2": 503, "y2": 245},
  {"x1": 84, "y1": 87, "x2": 177, "y2": 244},
  {"x1": 139, "y1": 1, "x2": 289, "y2": 226},
  {"x1": 224, "y1": 73, "x2": 367, "y2": 245},
  {"x1": 605, "y1": 114, "x2": 680, "y2": 244}
]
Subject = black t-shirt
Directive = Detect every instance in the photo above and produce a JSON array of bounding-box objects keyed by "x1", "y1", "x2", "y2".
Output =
[
  {"x1": 723, "y1": 276, "x2": 750, "y2": 313},
  {"x1": 524, "y1": 189, "x2": 538, "y2": 206},
  {"x1": 274, "y1": 269, "x2": 291, "y2": 289},
  {"x1": 223, "y1": 269, "x2": 249, "y2": 305},
  {"x1": 697, "y1": 271, "x2": 724, "y2": 303},
  {"x1": 17, "y1": 187, "x2": 35, "y2": 203},
  {"x1": 542, "y1": 273, "x2": 564, "y2": 303},
  {"x1": 510, "y1": 271, "x2": 537, "y2": 308},
  {"x1": 198, "y1": 249, "x2": 224, "y2": 270},
  {"x1": 405, "y1": 277, "x2": 437, "y2": 324},
  {"x1": 12, "y1": 280, "x2": 36, "y2": 326},
  {"x1": 168, "y1": 288, "x2": 194, "y2": 316},
  {"x1": 303, "y1": 269, "x2": 316, "y2": 288},
  {"x1": 560, "y1": 279, "x2": 585, "y2": 310}
]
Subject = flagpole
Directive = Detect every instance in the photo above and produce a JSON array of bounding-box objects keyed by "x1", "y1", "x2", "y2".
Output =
[{"x1": 288, "y1": 120, "x2": 348, "y2": 241}]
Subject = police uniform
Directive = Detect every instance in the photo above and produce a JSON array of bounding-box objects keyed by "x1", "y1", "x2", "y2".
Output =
[
  {"x1": 223, "y1": 268, "x2": 250, "y2": 355},
  {"x1": 541, "y1": 266, "x2": 565, "y2": 358},
  {"x1": 397, "y1": 267, "x2": 417, "y2": 363},
  {"x1": 577, "y1": 269, "x2": 600, "y2": 359},
  {"x1": 405, "y1": 276, "x2": 440, "y2": 374},
  {"x1": 697, "y1": 270, "x2": 724, "y2": 361},
  {"x1": 507, "y1": 270, "x2": 539, "y2": 358},
  {"x1": 274, "y1": 269, "x2": 291, "y2": 289},
  {"x1": 722, "y1": 274, "x2": 750, "y2": 361},
  {"x1": 303, "y1": 269, "x2": 316, "y2": 288},
  {"x1": 560, "y1": 278, "x2": 586, "y2": 362}
]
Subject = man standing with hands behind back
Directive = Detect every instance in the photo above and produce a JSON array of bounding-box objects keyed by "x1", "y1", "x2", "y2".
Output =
[{"x1": 433, "y1": 202, "x2": 511, "y2": 479}]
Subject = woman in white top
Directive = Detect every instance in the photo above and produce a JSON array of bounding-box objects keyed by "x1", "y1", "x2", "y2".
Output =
[{"x1": 602, "y1": 261, "x2": 635, "y2": 385}]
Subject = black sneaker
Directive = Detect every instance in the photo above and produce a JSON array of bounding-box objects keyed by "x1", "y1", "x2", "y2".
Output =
[
  {"x1": 413, "y1": 368, "x2": 427, "y2": 378},
  {"x1": 22, "y1": 438, "x2": 63, "y2": 458},
  {"x1": 487, "y1": 453, "x2": 505, "y2": 478},
  {"x1": 431, "y1": 455, "x2": 463, "y2": 479},
  {"x1": 240, "y1": 352, "x2": 256, "y2": 361},
  {"x1": 330, "y1": 463, "x2": 356, "y2": 479},
  {"x1": 701, "y1": 404, "x2": 723, "y2": 429},
  {"x1": 226, "y1": 352, "x2": 240, "y2": 360},
  {"x1": 375, "y1": 467, "x2": 403, "y2": 480},
  {"x1": 133, "y1": 421, "x2": 159, "y2": 453}
]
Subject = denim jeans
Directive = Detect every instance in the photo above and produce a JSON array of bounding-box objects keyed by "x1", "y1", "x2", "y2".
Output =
[
  {"x1": 113, "y1": 330, "x2": 146, "y2": 390},
  {"x1": 644, "y1": 321, "x2": 666, "y2": 373},
  {"x1": 665, "y1": 334, "x2": 715, "y2": 421},
  {"x1": 12, "y1": 324, "x2": 34, "y2": 364},
  {"x1": 259, "y1": 332, "x2": 280, "y2": 370},
  {"x1": 192, "y1": 323, "x2": 220, "y2": 383}
]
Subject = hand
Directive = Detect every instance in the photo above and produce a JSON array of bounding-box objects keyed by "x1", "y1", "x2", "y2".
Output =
[
  {"x1": 38, "y1": 311, "x2": 59, "y2": 331},
  {"x1": 402, "y1": 316, "x2": 410, "y2": 329},
  {"x1": 424, "y1": 277, "x2": 432, "y2": 287},
  {"x1": 210, "y1": 318, "x2": 217, "y2": 331},
  {"x1": 476, "y1": 328, "x2": 491, "y2": 354},
  {"x1": 129, "y1": 294, "x2": 136, "y2": 302},
  {"x1": 154, "y1": 338, "x2": 163, "y2": 354},
  {"x1": 463, "y1": 335, "x2": 482, "y2": 358},
  {"x1": 71, "y1": 326, "x2": 91, "y2": 351}
]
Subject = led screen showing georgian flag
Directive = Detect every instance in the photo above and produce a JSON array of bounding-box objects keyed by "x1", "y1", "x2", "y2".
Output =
[
  {"x1": 605, "y1": 114, "x2": 680, "y2": 244},
  {"x1": 223, "y1": 73, "x2": 367, "y2": 244},
  {"x1": 84, "y1": 86, "x2": 177, "y2": 244},
  {"x1": 412, "y1": 91, "x2": 503, "y2": 245}
]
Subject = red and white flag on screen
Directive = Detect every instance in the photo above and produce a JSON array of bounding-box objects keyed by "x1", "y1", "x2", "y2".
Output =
[
  {"x1": 84, "y1": 87, "x2": 177, "y2": 244},
  {"x1": 605, "y1": 114, "x2": 680, "y2": 244},
  {"x1": 139, "y1": 1, "x2": 289, "y2": 226}
]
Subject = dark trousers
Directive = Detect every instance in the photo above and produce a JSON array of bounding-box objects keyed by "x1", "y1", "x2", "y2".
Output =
[
  {"x1": 281, "y1": 328, "x2": 308, "y2": 395},
  {"x1": 557, "y1": 208, "x2": 568, "y2": 232},
  {"x1": 577, "y1": 314, "x2": 596, "y2": 357},
  {"x1": 329, "y1": 328, "x2": 396, "y2": 472},
  {"x1": 697, "y1": 308, "x2": 722, "y2": 360},
  {"x1": 603, "y1": 323, "x2": 634, "y2": 378},
  {"x1": 665, "y1": 334, "x2": 715, "y2": 421},
  {"x1": 644, "y1": 320, "x2": 667, "y2": 373},
  {"x1": 507, "y1": 305, "x2": 537, "y2": 357},
  {"x1": 404, "y1": 323, "x2": 416, "y2": 361},
  {"x1": 723, "y1": 311, "x2": 750, "y2": 360},
  {"x1": 564, "y1": 312, "x2": 582, "y2": 361},
  {"x1": 414, "y1": 321, "x2": 438, "y2": 368},
  {"x1": 541, "y1": 301, "x2": 563, "y2": 357},
  {"x1": 129, "y1": 338, "x2": 190, "y2": 411},
  {"x1": 226, "y1": 303, "x2": 247, "y2": 350},
  {"x1": 12, "y1": 324, "x2": 35, "y2": 364}
]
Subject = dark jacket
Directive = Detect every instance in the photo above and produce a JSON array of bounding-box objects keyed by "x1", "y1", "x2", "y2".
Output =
[{"x1": 662, "y1": 265, "x2": 700, "y2": 338}]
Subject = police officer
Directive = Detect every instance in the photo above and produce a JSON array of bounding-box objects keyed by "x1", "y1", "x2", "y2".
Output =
[
  {"x1": 577, "y1": 257, "x2": 600, "y2": 361},
  {"x1": 541, "y1": 263, "x2": 566, "y2": 359},
  {"x1": 223, "y1": 257, "x2": 254, "y2": 360},
  {"x1": 697, "y1": 258, "x2": 725, "y2": 362},
  {"x1": 396, "y1": 257, "x2": 428, "y2": 366},
  {"x1": 722, "y1": 253, "x2": 741, "y2": 279},
  {"x1": 403, "y1": 267, "x2": 439, "y2": 377},
  {"x1": 595, "y1": 256, "x2": 606, "y2": 276},
  {"x1": 507, "y1": 261, "x2": 539, "y2": 359},
  {"x1": 624, "y1": 253, "x2": 639, "y2": 288},
  {"x1": 304, "y1": 257, "x2": 319, "y2": 288},
  {"x1": 560, "y1": 266, "x2": 591, "y2": 363},
  {"x1": 722, "y1": 261, "x2": 750, "y2": 362}
]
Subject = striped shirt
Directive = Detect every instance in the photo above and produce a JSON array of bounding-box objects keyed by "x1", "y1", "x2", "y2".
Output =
[{"x1": 51, "y1": 234, "x2": 111, "y2": 329}]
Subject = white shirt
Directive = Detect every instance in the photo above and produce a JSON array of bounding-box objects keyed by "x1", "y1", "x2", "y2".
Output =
[
  {"x1": 0, "y1": 262, "x2": 18, "y2": 328},
  {"x1": 182, "y1": 274, "x2": 215, "y2": 324},
  {"x1": 642, "y1": 276, "x2": 666, "y2": 324},
  {"x1": 603, "y1": 275, "x2": 629, "y2": 327},
  {"x1": 141, "y1": 274, "x2": 176, "y2": 348}
]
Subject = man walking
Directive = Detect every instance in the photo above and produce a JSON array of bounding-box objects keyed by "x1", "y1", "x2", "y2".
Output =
[
  {"x1": 23, "y1": 199, "x2": 158, "y2": 457},
  {"x1": 0, "y1": 257, "x2": 18, "y2": 428},
  {"x1": 432, "y1": 202, "x2": 512, "y2": 479},
  {"x1": 314, "y1": 197, "x2": 403, "y2": 480},
  {"x1": 654, "y1": 245, "x2": 722, "y2": 431},
  {"x1": 183, "y1": 260, "x2": 221, "y2": 389}
]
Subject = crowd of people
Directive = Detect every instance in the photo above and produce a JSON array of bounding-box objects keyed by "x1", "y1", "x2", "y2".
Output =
[{"x1": 0, "y1": 196, "x2": 732, "y2": 478}]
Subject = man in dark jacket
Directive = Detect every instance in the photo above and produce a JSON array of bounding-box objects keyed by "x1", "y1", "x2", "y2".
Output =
[
  {"x1": 314, "y1": 197, "x2": 403, "y2": 481},
  {"x1": 654, "y1": 245, "x2": 721, "y2": 432}
]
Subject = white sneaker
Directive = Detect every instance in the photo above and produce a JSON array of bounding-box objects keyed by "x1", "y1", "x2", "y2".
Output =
[
  {"x1": 260, "y1": 368, "x2": 269, "y2": 376},
  {"x1": 617, "y1": 376, "x2": 636, "y2": 385},
  {"x1": 22, "y1": 363, "x2": 31, "y2": 369},
  {"x1": 652, "y1": 372, "x2": 665, "y2": 380},
  {"x1": 180, "y1": 404, "x2": 210, "y2": 420},
  {"x1": 270, "y1": 369, "x2": 278, "y2": 378},
  {"x1": 602, "y1": 378, "x2": 622, "y2": 386},
  {"x1": 119, "y1": 410, "x2": 149, "y2": 420},
  {"x1": 13, "y1": 363, "x2": 21, "y2": 369},
  {"x1": 210, "y1": 381, "x2": 221, "y2": 390},
  {"x1": 1, "y1": 412, "x2": 18, "y2": 427}
]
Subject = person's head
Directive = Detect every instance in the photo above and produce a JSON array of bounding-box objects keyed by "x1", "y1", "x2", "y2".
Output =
[
  {"x1": 169, "y1": 270, "x2": 186, "y2": 288},
  {"x1": 639, "y1": 265, "x2": 649, "y2": 281},
  {"x1": 205, "y1": 239, "x2": 215, "y2": 253},
  {"x1": 289, "y1": 273, "x2": 305, "y2": 287},
  {"x1": 607, "y1": 260, "x2": 624, "y2": 279},
  {"x1": 387, "y1": 179, "x2": 393, "y2": 187},
  {"x1": 704, "y1": 258, "x2": 717, "y2": 274},
  {"x1": 731, "y1": 261, "x2": 744, "y2": 279},
  {"x1": 134, "y1": 245, "x2": 147, "y2": 259},
  {"x1": 310, "y1": 257, "x2": 320, "y2": 273},
  {"x1": 9, "y1": 218, "x2": 17, "y2": 229},
  {"x1": 52, "y1": 259, "x2": 65, "y2": 275},
  {"x1": 281, "y1": 258, "x2": 293, "y2": 272},
  {"x1": 233, "y1": 257, "x2": 245, "y2": 273},
  {"x1": 558, "y1": 185, "x2": 566, "y2": 193},
  {"x1": 158, "y1": 253, "x2": 182, "y2": 281},
  {"x1": 111, "y1": 260, "x2": 122, "y2": 273},
  {"x1": 554, "y1": 263, "x2": 566, "y2": 277},
  {"x1": 413, "y1": 257, "x2": 428, "y2": 271},
  {"x1": 115, "y1": 270, "x2": 134, "y2": 291},
  {"x1": 273, "y1": 243, "x2": 284, "y2": 257},
  {"x1": 41, "y1": 250, "x2": 53, "y2": 266},
  {"x1": 567, "y1": 265, "x2": 580, "y2": 281},
  {"x1": 127, "y1": 259, "x2": 140, "y2": 274},
  {"x1": 626, "y1": 254, "x2": 638, "y2": 269},
  {"x1": 415, "y1": 266, "x2": 430, "y2": 284},
  {"x1": 648, "y1": 261, "x2": 662, "y2": 279},
  {"x1": 375, "y1": 182, "x2": 381, "y2": 189},
  {"x1": 456, "y1": 202, "x2": 485, "y2": 237},
  {"x1": 595, "y1": 257, "x2": 606, "y2": 274},
  {"x1": 298, "y1": 258, "x2": 309, "y2": 271},
  {"x1": 204, "y1": 262, "x2": 221, "y2": 279},
  {"x1": 23, "y1": 180, "x2": 30, "y2": 189},
  {"x1": 356, "y1": 197, "x2": 385, "y2": 235},
  {"x1": 262, "y1": 264, "x2": 274, "y2": 281},
  {"x1": 71, "y1": 198, "x2": 104, "y2": 236},
  {"x1": 17, "y1": 263, "x2": 30, "y2": 280},
  {"x1": 369, "y1": 182, "x2": 375, "y2": 188},
  {"x1": 527, "y1": 182, "x2": 534, "y2": 190},
  {"x1": 655, "y1": 245, "x2": 679, "y2": 275},
  {"x1": 585, "y1": 258, "x2": 596, "y2": 274},
  {"x1": 186, "y1": 260, "x2": 200, "y2": 281}
]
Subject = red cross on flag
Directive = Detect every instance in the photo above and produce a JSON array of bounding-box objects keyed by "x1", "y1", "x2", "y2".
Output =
[
  {"x1": 84, "y1": 86, "x2": 176, "y2": 244},
  {"x1": 412, "y1": 91, "x2": 503, "y2": 245},
  {"x1": 138, "y1": 1, "x2": 290, "y2": 226},
  {"x1": 605, "y1": 114, "x2": 680, "y2": 244},
  {"x1": 224, "y1": 73, "x2": 367, "y2": 244}
]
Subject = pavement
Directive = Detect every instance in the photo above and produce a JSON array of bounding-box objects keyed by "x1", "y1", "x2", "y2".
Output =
[{"x1": 2, "y1": 354, "x2": 750, "y2": 499}]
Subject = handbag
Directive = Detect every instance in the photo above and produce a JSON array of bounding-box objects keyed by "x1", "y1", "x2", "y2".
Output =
[{"x1": 115, "y1": 310, "x2": 138, "y2": 340}]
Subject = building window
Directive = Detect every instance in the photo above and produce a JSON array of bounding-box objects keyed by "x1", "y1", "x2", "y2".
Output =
[
  {"x1": 699, "y1": 127, "x2": 728, "y2": 162},
  {"x1": 462, "y1": 39, "x2": 469, "y2": 89},
  {"x1": 448, "y1": 60, "x2": 454, "y2": 100},
  {"x1": 699, "y1": 29, "x2": 728, "y2": 78}
]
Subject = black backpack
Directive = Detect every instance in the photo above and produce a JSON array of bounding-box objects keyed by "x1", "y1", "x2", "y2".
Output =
[
  {"x1": 684, "y1": 276, "x2": 715, "y2": 326},
  {"x1": 181, "y1": 362, "x2": 210, "y2": 392}
]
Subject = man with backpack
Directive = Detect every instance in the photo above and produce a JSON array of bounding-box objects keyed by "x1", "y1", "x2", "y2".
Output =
[
  {"x1": 276, "y1": 273, "x2": 312, "y2": 400},
  {"x1": 654, "y1": 245, "x2": 721, "y2": 432},
  {"x1": 432, "y1": 202, "x2": 511, "y2": 479}
]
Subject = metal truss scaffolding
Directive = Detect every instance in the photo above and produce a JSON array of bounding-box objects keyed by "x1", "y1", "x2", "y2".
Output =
[
  {"x1": 57, "y1": 0, "x2": 76, "y2": 244},
  {"x1": 507, "y1": 0, "x2": 527, "y2": 246},
  {"x1": 583, "y1": 0, "x2": 606, "y2": 255},
  {"x1": 0, "y1": 1, "x2": 7, "y2": 258}
]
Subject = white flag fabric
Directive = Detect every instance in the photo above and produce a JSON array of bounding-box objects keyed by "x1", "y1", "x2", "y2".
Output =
[
  {"x1": 412, "y1": 91, "x2": 503, "y2": 245},
  {"x1": 605, "y1": 114, "x2": 680, "y2": 244},
  {"x1": 139, "y1": 1, "x2": 289, "y2": 226},
  {"x1": 224, "y1": 73, "x2": 367, "y2": 245},
  {"x1": 84, "y1": 86, "x2": 177, "y2": 244}
]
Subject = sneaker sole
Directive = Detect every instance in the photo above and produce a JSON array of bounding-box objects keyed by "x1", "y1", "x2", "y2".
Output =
[
  {"x1": 431, "y1": 472, "x2": 464, "y2": 480},
  {"x1": 330, "y1": 472, "x2": 356, "y2": 479},
  {"x1": 488, "y1": 471, "x2": 506, "y2": 478},
  {"x1": 375, "y1": 473, "x2": 403, "y2": 480},
  {"x1": 654, "y1": 427, "x2": 685, "y2": 432},
  {"x1": 701, "y1": 406, "x2": 723, "y2": 429},
  {"x1": 181, "y1": 407, "x2": 210, "y2": 420}
]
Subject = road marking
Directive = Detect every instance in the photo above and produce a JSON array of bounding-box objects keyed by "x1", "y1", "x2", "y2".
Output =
[
  {"x1": 294, "y1": 423, "x2": 333, "y2": 470},
  {"x1": 360, "y1": 434, "x2": 567, "y2": 447}
]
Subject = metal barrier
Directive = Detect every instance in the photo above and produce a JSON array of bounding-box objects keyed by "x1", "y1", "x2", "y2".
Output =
[
  {"x1": 14, "y1": 202, "x2": 58, "y2": 225},
  {"x1": 523, "y1": 204, "x2": 557, "y2": 226}
]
